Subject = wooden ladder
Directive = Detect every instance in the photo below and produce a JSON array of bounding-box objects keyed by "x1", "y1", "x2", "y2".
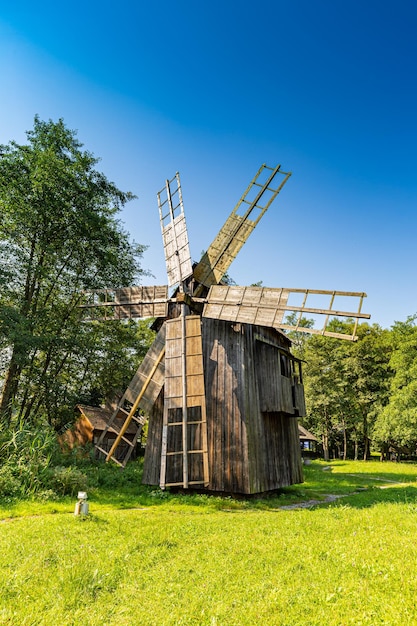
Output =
[
  {"x1": 160, "y1": 315, "x2": 209, "y2": 489},
  {"x1": 95, "y1": 326, "x2": 166, "y2": 467}
]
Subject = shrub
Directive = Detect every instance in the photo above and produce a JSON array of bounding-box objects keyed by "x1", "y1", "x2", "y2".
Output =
[
  {"x1": 46, "y1": 466, "x2": 88, "y2": 496},
  {"x1": 0, "y1": 465, "x2": 21, "y2": 497},
  {"x1": 0, "y1": 423, "x2": 69, "y2": 498}
]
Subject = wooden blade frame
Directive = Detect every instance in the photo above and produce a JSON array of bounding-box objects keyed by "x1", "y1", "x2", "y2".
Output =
[
  {"x1": 95, "y1": 325, "x2": 167, "y2": 465},
  {"x1": 79, "y1": 286, "x2": 169, "y2": 320},
  {"x1": 158, "y1": 172, "x2": 193, "y2": 288},
  {"x1": 203, "y1": 285, "x2": 370, "y2": 341},
  {"x1": 193, "y1": 164, "x2": 291, "y2": 288}
]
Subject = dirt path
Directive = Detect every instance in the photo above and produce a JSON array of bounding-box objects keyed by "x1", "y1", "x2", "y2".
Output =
[{"x1": 279, "y1": 475, "x2": 413, "y2": 510}]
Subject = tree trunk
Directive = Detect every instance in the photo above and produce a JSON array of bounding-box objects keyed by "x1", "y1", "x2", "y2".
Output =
[
  {"x1": 363, "y1": 411, "x2": 369, "y2": 460},
  {"x1": 363, "y1": 436, "x2": 370, "y2": 461},
  {"x1": 342, "y1": 417, "x2": 347, "y2": 460},
  {"x1": 0, "y1": 353, "x2": 22, "y2": 425},
  {"x1": 380, "y1": 444, "x2": 388, "y2": 462},
  {"x1": 322, "y1": 432, "x2": 329, "y2": 461}
]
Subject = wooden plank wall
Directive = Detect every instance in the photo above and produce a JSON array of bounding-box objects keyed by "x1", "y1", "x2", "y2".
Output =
[
  {"x1": 202, "y1": 317, "x2": 248, "y2": 493},
  {"x1": 243, "y1": 325, "x2": 303, "y2": 492},
  {"x1": 203, "y1": 320, "x2": 303, "y2": 494}
]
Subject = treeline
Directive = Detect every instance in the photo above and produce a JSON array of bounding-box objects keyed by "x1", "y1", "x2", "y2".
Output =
[{"x1": 294, "y1": 316, "x2": 417, "y2": 460}]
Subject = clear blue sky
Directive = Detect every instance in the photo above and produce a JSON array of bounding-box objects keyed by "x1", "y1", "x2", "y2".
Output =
[{"x1": 1, "y1": 0, "x2": 416, "y2": 329}]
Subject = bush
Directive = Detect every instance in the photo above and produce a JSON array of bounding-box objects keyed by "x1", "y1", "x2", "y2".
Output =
[
  {"x1": 46, "y1": 466, "x2": 88, "y2": 496},
  {"x1": 0, "y1": 423, "x2": 78, "y2": 498},
  {"x1": 0, "y1": 465, "x2": 21, "y2": 498}
]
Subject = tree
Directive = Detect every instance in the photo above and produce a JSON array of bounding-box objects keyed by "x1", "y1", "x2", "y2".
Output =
[
  {"x1": 343, "y1": 323, "x2": 392, "y2": 459},
  {"x1": 301, "y1": 333, "x2": 347, "y2": 460},
  {"x1": 300, "y1": 320, "x2": 391, "y2": 460},
  {"x1": 284, "y1": 312, "x2": 315, "y2": 358},
  {"x1": 373, "y1": 316, "x2": 417, "y2": 454},
  {"x1": 0, "y1": 117, "x2": 147, "y2": 426}
]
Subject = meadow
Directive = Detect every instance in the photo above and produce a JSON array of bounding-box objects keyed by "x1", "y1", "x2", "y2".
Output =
[{"x1": 1, "y1": 459, "x2": 417, "y2": 625}]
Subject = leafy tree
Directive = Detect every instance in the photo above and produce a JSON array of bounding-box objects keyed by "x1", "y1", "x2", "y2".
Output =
[
  {"x1": 301, "y1": 333, "x2": 346, "y2": 460},
  {"x1": 0, "y1": 117, "x2": 148, "y2": 426},
  {"x1": 285, "y1": 311, "x2": 315, "y2": 358},
  {"x1": 300, "y1": 320, "x2": 391, "y2": 460},
  {"x1": 342, "y1": 323, "x2": 392, "y2": 459},
  {"x1": 373, "y1": 316, "x2": 417, "y2": 453}
]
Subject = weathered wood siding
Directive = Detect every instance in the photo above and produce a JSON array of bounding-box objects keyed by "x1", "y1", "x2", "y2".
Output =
[
  {"x1": 202, "y1": 319, "x2": 303, "y2": 494},
  {"x1": 203, "y1": 318, "x2": 248, "y2": 493}
]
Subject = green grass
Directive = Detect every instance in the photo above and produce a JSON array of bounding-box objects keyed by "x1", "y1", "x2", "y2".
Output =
[{"x1": 1, "y1": 459, "x2": 417, "y2": 625}]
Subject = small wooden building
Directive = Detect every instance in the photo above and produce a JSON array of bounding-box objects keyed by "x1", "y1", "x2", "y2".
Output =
[
  {"x1": 299, "y1": 424, "x2": 320, "y2": 459},
  {"x1": 143, "y1": 318, "x2": 305, "y2": 495},
  {"x1": 60, "y1": 405, "x2": 139, "y2": 461}
]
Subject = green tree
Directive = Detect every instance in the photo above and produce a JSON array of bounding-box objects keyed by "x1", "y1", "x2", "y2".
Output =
[
  {"x1": 373, "y1": 316, "x2": 417, "y2": 454},
  {"x1": 300, "y1": 320, "x2": 391, "y2": 460},
  {"x1": 0, "y1": 117, "x2": 147, "y2": 426},
  {"x1": 343, "y1": 323, "x2": 392, "y2": 459},
  {"x1": 285, "y1": 311, "x2": 315, "y2": 358},
  {"x1": 301, "y1": 333, "x2": 346, "y2": 460}
]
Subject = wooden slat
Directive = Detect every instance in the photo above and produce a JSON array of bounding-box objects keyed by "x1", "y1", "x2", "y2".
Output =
[
  {"x1": 104, "y1": 344, "x2": 166, "y2": 464},
  {"x1": 124, "y1": 325, "x2": 166, "y2": 413},
  {"x1": 80, "y1": 285, "x2": 168, "y2": 320}
]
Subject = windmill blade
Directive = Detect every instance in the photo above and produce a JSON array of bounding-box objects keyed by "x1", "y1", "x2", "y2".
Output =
[
  {"x1": 203, "y1": 285, "x2": 370, "y2": 341},
  {"x1": 95, "y1": 325, "x2": 166, "y2": 465},
  {"x1": 158, "y1": 172, "x2": 193, "y2": 288},
  {"x1": 79, "y1": 285, "x2": 169, "y2": 320},
  {"x1": 193, "y1": 164, "x2": 291, "y2": 288},
  {"x1": 123, "y1": 324, "x2": 166, "y2": 414}
]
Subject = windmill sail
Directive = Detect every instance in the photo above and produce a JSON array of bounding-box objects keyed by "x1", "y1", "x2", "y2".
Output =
[
  {"x1": 193, "y1": 164, "x2": 291, "y2": 288},
  {"x1": 80, "y1": 285, "x2": 168, "y2": 320},
  {"x1": 203, "y1": 285, "x2": 370, "y2": 341},
  {"x1": 158, "y1": 172, "x2": 193, "y2": 288}
]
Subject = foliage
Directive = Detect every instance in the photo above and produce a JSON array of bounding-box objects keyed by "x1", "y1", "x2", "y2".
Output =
[
  {"x1": 299, "y1": 321, "x2": 392, "y2": 459},
  {"x1": 373, "y1": 316, "x2": 417, "y2": 450},
  {"x1": 46, "y1": 465, "x2": 88, "y2": 497},
  {"x1": 0, "y1": 423, "x2": 62, "y2": 498},
  {"x1": 0, "y1": 117, "x2": 148, "y2": 427}
]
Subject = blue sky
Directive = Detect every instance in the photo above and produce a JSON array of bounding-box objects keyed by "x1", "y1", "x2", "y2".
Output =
[{"x1": 1, "y1": 0, "x2": 416, "y2": 329}]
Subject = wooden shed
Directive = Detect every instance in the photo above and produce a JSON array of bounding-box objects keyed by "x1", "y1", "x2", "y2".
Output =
[
  {"x1": 299, "y1": 424, "x2": 320, "y2": 459},
  {"x1": 60, "y1": 404, "x2": 140, "y2": 461},
  {"x1": 143, "y1": 318, "x2": 305, "y2": 495}
]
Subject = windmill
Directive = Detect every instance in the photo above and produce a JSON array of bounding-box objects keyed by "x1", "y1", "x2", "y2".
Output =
[{"x1": 81, "y1": 164, "x2": 370, "y2": 495}]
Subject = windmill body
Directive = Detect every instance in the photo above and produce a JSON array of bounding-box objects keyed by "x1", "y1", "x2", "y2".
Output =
[
  {"x1": 143, "y1": 317, "x2": 304, "y2": 494},
  {"x1": 82, "y1": 165, "x2": 370, "y2": 495}
]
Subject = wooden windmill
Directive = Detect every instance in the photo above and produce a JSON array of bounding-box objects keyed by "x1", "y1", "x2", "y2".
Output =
[{"x1": 82, "y1": 164, "x2": 370, "y2": 495}]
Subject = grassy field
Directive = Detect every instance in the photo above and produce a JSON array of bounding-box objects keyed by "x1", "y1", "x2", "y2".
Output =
[{"x1": 1, "y1": 459, "x2": 417, "y2": 625}]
